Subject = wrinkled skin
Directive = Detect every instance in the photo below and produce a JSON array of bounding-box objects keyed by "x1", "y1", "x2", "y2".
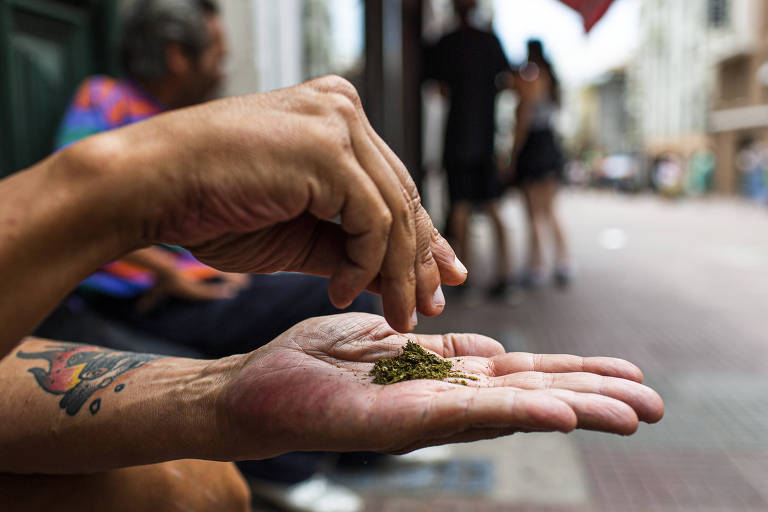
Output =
[
  {"x1": 218, "y1": 313, "x2": 664, "y2": 460},
  {"x1": 102, "y1": 76, "x2": 465, "y2": 332}
]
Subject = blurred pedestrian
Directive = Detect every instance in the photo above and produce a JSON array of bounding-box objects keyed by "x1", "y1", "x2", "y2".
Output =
[
  {"x1": 424, "y1": 0, "x2": 513, "y2": 299},
  {"x1": 685, "y1": 147, "x2": 716, "y2": 196},
  {"x1": 509, "y1": 40, "x2": 570, "y2": 288},
  {"x1": 737, "y1": 137, "x2": 768, "y2": 203}
]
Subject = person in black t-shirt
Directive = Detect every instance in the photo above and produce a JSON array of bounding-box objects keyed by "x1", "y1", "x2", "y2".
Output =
[{"x1": 425, "y1": 0, "x2": 513, "y2": 298}]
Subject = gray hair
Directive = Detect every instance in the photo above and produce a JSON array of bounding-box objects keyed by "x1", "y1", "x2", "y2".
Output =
[{"x1": 118, "y1": 0, "x2": 219, "y2": 81}]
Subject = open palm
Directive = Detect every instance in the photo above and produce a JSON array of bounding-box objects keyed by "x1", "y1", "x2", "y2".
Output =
[{"x1": 220, "y1": 313, "x2": 664, "y2": 460}]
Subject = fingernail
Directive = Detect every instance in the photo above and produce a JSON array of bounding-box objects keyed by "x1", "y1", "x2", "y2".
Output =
[
  {"x1": 410, "y1": 308, "x2": 418, "y2": 328},
  {"x1": 432, "y1": 285, "x2": 445, "y2": 307},
  {"x1": 454, "y1": 256, "x2": 468, "y2": 274}
]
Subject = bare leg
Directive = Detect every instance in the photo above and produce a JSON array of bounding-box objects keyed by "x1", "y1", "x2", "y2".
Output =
[
  {"x1": 522, "y1": 184, "x2": 545, "y2": 272},
  {"x1": 483, "y1": 200, "x2": 510, "y2": 283},
  {"x1": 0, "y1": 460, "x2": 251, "y2": 511},
  {"x1": 450, "y1": 200, "x2": 473, "y2": 276},
  {"x1": 542, "y1": 179, "x2": 569, "y2": 266}
]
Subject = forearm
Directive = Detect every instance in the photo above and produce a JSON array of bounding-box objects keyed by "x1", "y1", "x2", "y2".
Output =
[
  {"x1": 0, "y1": 337, "x2": 238, "y2": 474},
  {"x1": 0, "y1": 139, "x2": 146, "y2": 356}
]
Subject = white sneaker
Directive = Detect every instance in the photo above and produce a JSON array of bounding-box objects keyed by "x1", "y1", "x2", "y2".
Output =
[{"x1": 249, "y1": 475, "x2": 363, "y2": 512}]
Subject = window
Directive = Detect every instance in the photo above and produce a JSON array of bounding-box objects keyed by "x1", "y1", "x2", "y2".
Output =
[
  {"x1": 719, "y1": 55, "x2": 750, "y2": 103},
  {"x1": 708, "y1": 0, "x2": 729, "y2": 27}
]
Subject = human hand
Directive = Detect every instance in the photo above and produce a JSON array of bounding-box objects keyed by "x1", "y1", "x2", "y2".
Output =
[
  {"x1": 94, "y1": 76, "x2": 465, "y2": 332},
  {"x1": 216, "y1": 313, "x2": 664, "y2": 460},
  {"x1": 135, "y1": 271, "x2": 244, "y2": 312}
]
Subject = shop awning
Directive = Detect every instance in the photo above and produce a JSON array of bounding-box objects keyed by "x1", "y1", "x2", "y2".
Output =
[{"x1": 557, "y1": 0, "x2": 616, "y2": 32}]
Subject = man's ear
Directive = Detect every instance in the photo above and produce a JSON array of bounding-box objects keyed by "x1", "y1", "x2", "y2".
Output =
[{"x1": 165, "y1": 43, "x2": 191, "y2": 76}]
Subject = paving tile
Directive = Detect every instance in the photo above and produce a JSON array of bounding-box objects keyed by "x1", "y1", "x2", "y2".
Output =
[
  {"x1": 580, "y1": 446, "x2": 767, "y2": 511},
  {"x1": 253, "y1": 193, "x2": 768, "y2": 512}
]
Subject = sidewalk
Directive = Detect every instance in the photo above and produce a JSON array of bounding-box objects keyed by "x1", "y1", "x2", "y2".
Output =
[{"x1": 259, "y1": 190, "x2": 768, "y2": 511}]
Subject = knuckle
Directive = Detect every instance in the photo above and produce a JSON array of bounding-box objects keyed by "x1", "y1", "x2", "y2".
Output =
[
  {"x1": 394, "y1": 201, "x2": 413, "y2": 229},
  {"x1": 323, "y1": 74, "x2": 361, "y2": 101},
  {"x1": 310, "y1": 74, "x2": 363, "y2": 109},
  {"x1": 407, "y1": 191, "x2": 423, "y2": 213},
  {"x1": 403, "y1": 174, "x2": 422, "y2": 202},
  {"x1": 312, "y1": 121, "x2": 352, "y2": 157},
  {"x1": 327, "y1": 92, "x2": 357, "y2": 120},
  {"x1": 417, "y1": 240, "x2": 434, "y2": 267},
  {"x1": 330, "y1": 128, "x2": 353, "y2": 155},
  {"x1": 376, "y1": 206, "x2": 393, "y2": 233}
]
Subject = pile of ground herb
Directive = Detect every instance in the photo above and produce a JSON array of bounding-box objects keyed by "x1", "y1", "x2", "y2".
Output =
[{"x1": 370, "y1": 341, "x2": 477, "y2": 385}]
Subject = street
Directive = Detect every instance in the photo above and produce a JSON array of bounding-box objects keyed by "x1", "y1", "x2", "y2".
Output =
[{"x1": 260, "y1": 190, "x2": 768, "y2": 512}]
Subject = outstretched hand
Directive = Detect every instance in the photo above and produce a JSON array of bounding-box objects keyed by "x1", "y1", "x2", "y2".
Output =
[{"x1": 217, "y1": 313, "x2": 664, "y2": 460}]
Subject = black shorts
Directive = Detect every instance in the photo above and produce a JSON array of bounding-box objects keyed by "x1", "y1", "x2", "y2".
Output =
[
  {"x1": 514, "y1": 129, "x2": 564, "y2": 186},
  {"x1": 445, "y1": 160, "x2": 501, "y2": 203}
]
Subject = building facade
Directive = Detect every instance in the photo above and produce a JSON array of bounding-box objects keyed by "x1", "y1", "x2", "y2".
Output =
[
  {"x1": 628, "y1": 0, "x2": 761, "y2": 192},
  {"x1": 709, "y1": 1, "x2": 768, "y2": 194}
]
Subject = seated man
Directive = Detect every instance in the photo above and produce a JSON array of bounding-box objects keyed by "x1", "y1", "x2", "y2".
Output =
[
  {"x1": 39, "y1": 2, "x2": 373, "y2": 510},
  {"x1": 0, "y1": 74, "x2": 663, "y2": 511}
]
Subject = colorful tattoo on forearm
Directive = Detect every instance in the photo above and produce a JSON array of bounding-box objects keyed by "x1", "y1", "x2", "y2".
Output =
[{"x1": 16, "y1": 344, "x2": 161, "y2": 416}]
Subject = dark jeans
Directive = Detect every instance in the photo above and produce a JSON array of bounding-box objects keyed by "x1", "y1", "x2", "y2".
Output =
[{"x1": 82, "y1": 273, "x2": 376, "y2": 358}]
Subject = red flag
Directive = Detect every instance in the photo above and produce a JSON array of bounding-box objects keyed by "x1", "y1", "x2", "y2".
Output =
[{"x1": 558, "y1": 0, "x2": 616, "y2": 32}]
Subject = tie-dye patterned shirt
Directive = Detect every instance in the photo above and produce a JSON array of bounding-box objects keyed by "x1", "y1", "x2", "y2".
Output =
[
  {"x1": 56, "y1": 75, "x2": 165, "y2": 148},
  {"x1": 56, "y1": 76, "x2": 218, "y2": 297}
]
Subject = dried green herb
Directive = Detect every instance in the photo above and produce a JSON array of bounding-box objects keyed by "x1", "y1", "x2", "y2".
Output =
[{"x1": 370, "y1": 341, "x2": 478, "y2": 385}]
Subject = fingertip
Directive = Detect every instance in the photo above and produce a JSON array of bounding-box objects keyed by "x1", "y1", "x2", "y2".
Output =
[
  {"x1": 384, "y1": 315, "x2": 415, "y2": 333},
  {"x1": 640, "y1": 391, "x2": 665, "y2": 424},
  {"x1": 615, "y1": 360, "x2": 644, "y2": 383},
  {"x1": 597, "y1": 399, "x2": 640, "y2": 435},
  {"x1": 433, "y1": 285, "x2": 446, "y2": 307},
  {"x1": 443, "y1": 256, "x2": 469, "y2": 286},
  {"x1": 519, "y1": 392, "x2": 578, "y2": 433},
  {"x1": 430, "y1": 230, "x2": 467, "y2": 286},
  {"x1": 620, "y1": 410, "x2": 640, "y2": 436},
  {"x1": 416, "y1": 284, "x2": 446, "y2": 318},
  {"x1": 381, "y1": 299, "x2": 417, "y2": 333},
  {"x1": 327, "y1": 275, "x2": 359, "y2": 310},
  {"x1": 586, "y1": 357, "x2": 645, "y2": 382},
  {"x1": 328, "y1": 293, "x2": 354, "y2": 310},
  {"x1": 453, "y1": 255, "x2": 468, "y2": 275}
]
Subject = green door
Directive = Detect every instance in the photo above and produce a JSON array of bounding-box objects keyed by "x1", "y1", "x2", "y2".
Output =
[{"x1": 0, "y1": 0, "x2": 117, "y2": 177}]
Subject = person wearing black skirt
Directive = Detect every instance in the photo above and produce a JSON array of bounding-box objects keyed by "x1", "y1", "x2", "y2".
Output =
[{"x1": 508, "y1": 40, "x2": 571, "y2": 288}]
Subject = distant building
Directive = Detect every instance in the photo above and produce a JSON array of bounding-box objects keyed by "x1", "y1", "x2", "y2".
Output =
[
  {"x1": 710, "y1": 2, "x2": 768, "y2": 194},
  {"x1": 571, "y1": 68, "x2": 633, "y2": 155},
  {"x1": 219, "y1": 0, "x2": 343, "y2": 96},
  {"x1": 628, "y1": 0, "x2": 761, "y2": 192}
]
